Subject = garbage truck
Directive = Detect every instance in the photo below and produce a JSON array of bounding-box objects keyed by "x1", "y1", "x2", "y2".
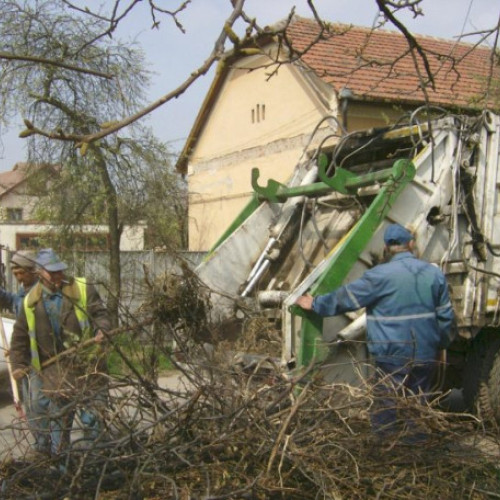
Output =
[{"x1": 193, "y1": 110, "x2": 500, "y2": 421}]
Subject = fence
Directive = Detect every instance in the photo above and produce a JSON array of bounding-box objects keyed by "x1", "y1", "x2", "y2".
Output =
[{"x1": 3, "y1": 250, "x2": 206, "y2": 319}]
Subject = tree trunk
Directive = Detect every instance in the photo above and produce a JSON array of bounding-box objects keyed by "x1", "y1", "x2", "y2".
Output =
[{"x1": 94, "y1": 147, "x2": 121, "y2": 328}]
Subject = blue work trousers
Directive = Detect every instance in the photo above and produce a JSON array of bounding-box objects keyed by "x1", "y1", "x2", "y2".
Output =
[
  {"x1": 370, "y1": 361, "x2": 437, "y2": 443},
  {"x1": 22, "y1": 371, "x2": 103, "y2": 455}
]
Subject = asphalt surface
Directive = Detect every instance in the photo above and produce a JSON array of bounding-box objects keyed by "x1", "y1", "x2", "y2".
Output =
[
  {"x1": 0, "y1": 385, "x2": 29, "y2": 458},
  {"x1": 0, "y1": 371, "x2": 187, "y2": 460}
]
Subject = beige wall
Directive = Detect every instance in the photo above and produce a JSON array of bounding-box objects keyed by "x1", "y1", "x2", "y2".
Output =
[
  {"x1": 0, "y1": 189, "x2": 38, "y2": 220},
  {"x1": 188, "y1": 57, "x2": 337, "y2": 251},
  {"x1": 191, "y1": 61, "x2": 332, "y2": 162},
  {"x1": 344, "y1": 101, "x2": 411, "y2": 132},
  {"x1": 189, "y1": 146, "x2": 308, "y2": 250},
  {"x1": 186, "y1": 51, "x2": 419, "y2": 252}
]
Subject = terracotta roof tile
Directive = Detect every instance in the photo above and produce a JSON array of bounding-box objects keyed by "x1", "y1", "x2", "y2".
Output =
[
  {"x1": 175, "y1": 19, "x2": 498, "y2": 174},
  {"x1": 0, "y1": 162, "x2": 58, "y2": 197},
  {"x1": 286, "y1": 18, "x2": 499, "y2": 110},
  {"x1": 0, "y1": 163, "x2": 30, "y2": 195}
]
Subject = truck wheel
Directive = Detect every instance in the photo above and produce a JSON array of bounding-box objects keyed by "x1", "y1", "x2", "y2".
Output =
[{"x1": 462, "y1": 330, "x2": 500, "y2": 423}]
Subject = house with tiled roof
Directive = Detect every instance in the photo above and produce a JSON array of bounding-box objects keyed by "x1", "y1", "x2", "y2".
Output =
[
  {"x1": 0, "y1": 163, "x2": 53, "y2": 223},
  {"x1": 178, "y1": 17, "x2": 499, "y2": 252},
  {"x1": 0, "y1": 162, "x2": 145, "y2": 254}
]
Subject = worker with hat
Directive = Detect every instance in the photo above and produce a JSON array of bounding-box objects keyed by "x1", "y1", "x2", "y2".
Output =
[
  {"x1": 0, "y1": 250, "x2": 40, "y2": 452},
  {"x1": 9, "y1": 248, "x2": 111, "y2": 457},
  {"x1": 295, "y1": 223, "x2": 455, "y2": 443},
  {"x1": 0, "y1": 250, "x2": 38, "y2": 316}
]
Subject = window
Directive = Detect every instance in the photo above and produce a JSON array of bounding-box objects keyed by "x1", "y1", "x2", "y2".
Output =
[
  {"x1": 251, "y1": 103, "x2": 266, "y2": 124},
  {"x1": 6, "y1": 208, "x2": 23, "y2": 221},
  {"x1": 16, "y1": 233, "x2": 41, "y2": 249}
]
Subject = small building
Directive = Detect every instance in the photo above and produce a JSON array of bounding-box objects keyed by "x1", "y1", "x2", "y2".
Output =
[
  {"x1": 0, "y1": 162, "x2": 145, "y2": 253},
  {"x1": 177, "y1": 17, "x2": 499, "y2": 252}
]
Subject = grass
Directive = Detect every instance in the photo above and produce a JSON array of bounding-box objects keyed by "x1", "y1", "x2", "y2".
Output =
[{"x1": 106, "y1": 333, "x2": 173, "y2": 377}]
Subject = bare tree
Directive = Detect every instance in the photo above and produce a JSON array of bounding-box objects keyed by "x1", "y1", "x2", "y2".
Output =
[
  {"x1": 0, "y1": 0, "x2": 184, "y2": 324},
  {"x1": 0, "y1": 1, "x2": 498, "y2": 152}
]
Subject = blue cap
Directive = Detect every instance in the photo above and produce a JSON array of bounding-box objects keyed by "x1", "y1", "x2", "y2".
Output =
[
  {"x1": 36, "y1": 248, "x2": 68, "y2": 272},
  {"x1": 384, "y1": 224, "x2": 414, "y2": 245}
]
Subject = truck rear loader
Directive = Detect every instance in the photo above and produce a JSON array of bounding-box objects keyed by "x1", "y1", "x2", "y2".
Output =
[{"x1": 193, "y1": 110, "x2": 500, "y2": 422}]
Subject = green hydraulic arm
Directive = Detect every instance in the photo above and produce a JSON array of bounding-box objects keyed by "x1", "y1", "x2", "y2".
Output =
[
  {"x1": 289, "y1": 158, "x2": 416, "y2": 368},
  {"x1": 204, "y1": 193, "x2": 261, "y2": 261},
  {"x1": 205, "y1": 159, "x2": 357, "y2": 258},
  {"x1": 205, "y1": 154, "x2": 406, "y2": 259}
]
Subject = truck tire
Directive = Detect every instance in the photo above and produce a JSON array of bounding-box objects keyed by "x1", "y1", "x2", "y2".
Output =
[{"x1": 462, "y1": 330, "x2": 500, "y2": 423}]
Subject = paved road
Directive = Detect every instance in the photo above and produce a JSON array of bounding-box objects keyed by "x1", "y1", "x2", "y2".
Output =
[
  {"x1": 0, "y1": 371, "x2": 187, "y2": 460},
  {"x1": 0, "y1": 387, "x2": 31, "y2": 459}
]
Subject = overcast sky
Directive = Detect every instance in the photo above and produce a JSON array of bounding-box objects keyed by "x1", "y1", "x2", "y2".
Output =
[{"x1": 0, "y1": 0, "x2": 496, "y2": 171}]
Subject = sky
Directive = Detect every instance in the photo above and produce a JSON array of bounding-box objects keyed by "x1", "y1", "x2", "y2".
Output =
[{"x1": 0, "y1": 0, "x2": 496, "y2": 171}]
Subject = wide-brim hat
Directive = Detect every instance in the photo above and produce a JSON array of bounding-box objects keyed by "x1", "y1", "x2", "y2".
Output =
[{"x1": 36, "y1": 248, "x2": 68, "y2": 272}]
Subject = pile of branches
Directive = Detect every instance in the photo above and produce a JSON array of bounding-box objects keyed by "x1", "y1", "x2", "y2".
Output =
[
  {"x1": 1, "y1": 268, "x2": 500, "y2": 499},
  {"x1": 1, "y1": 339, "x2": 500, "y2": 499}
]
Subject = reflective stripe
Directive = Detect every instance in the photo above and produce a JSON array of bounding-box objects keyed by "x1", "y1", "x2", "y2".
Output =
[
  {"x1": 346, "y1": 286, "x2": 362, "y2": 309},
  {"x1": 436, "y1": 301, "x2": 452, "y2": 311},
  {"x1": 367, "y1": 311, "x2": 437, "y2": 321},
  {"x1": 74, "y1": 278, "x2": 92, "y2": 340},
  {"x1": 24, "y1": 278, "x2": 89, "y2": 371},
  {"x1": 24, "y1": 295, "x2": 41, "y2": 372}
]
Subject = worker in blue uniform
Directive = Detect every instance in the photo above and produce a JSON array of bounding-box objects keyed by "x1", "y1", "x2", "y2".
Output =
[{"x1": 295, "y1": 223, "x2": 455, "y2": 441}]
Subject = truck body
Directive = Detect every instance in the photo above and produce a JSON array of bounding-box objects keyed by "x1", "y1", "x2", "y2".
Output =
[{"x1": 194, "y1": 111, "x2": 500, "y2": 420}]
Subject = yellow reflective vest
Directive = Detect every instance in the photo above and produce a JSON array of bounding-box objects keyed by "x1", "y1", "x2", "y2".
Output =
[{"x1": 24, "y1": 278, "x2": 91, "y2": 371}]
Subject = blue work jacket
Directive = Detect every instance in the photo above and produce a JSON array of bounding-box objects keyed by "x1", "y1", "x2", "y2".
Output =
[
  {"x1": 312, "y1": 252, "x2": 455, "y2": 365},
  {"x1": 0, "y1": 285, "x2": 30, "y2": 318}
]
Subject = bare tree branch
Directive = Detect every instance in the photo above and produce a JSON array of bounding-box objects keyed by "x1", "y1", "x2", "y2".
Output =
[
  {"x1": 60, "y1": 0, "x2": 192, "y2": 50},
  {"x1": 0, "y1": 51, "x2": 113, "y2": 79},
  {"x1": 376, "y1": 0, "x2": 435, "y2": 90},
  {"x1": 19, "y1": 0, "x2": 248, "y2": 149}
]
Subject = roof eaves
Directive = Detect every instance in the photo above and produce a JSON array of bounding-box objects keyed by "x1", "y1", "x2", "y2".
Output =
[
  {"x1": 175, "y1": 59, "x2": 230, "y2": 175},
  {"x1": 175, "y1": 32, "x2": 278, "y2": 175},
  {"x1": 293, "y1": 59, "x2": 337, "y2": 112},
  {"x1": 0, "y1": 163, "x2": 56, "y2": 199}
]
